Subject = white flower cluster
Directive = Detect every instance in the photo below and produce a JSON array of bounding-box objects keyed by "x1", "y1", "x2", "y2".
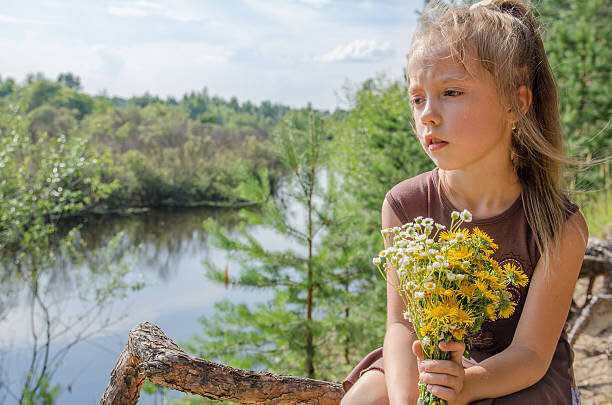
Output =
[{"x1": 372, "y1": 210, "x2": 474, "y2": 304}]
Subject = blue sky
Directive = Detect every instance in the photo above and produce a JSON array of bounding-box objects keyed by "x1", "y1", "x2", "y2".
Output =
[{"x1": 1, "y1": 0, "x2": 419, "y2": 110}]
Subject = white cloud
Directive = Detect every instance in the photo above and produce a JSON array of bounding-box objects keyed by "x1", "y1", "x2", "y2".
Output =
[
  {"x1": 107, "y1": 2, "x2": 201, "y2": 22},
  {"x1": 134, "y1": 1, "x2": 163, "y2": 9},
  {"x1": 297, "y1": 0, "x2": 329, "y2": 7},
  {"x1": 316, "y1": 39, "x2": 394, "y2": 62},
  {"x1": 0, "y1": 14, "x2": 49, "y2": 24},
  {"x1": 163, "y1": 10, "x2": 201, "y2": 22},
  {"x1": 107, "y1": 6, "x2": 149, "y2": 17},
  {"x1": 242, "y1": 0, "x2": 320, "y2": 27}
]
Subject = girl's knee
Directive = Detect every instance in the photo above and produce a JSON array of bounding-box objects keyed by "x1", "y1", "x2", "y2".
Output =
[{"x1": 340, "y1": 371, "x2": 388, "y2": 405}]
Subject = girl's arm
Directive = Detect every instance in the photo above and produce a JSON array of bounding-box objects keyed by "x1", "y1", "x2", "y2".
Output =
[
  {"x1": 420, "y1": 211, "x2": 588, "y2": 404},
  {"x1": 381, "y1": 199, "x2": 420, "y2": 405}
]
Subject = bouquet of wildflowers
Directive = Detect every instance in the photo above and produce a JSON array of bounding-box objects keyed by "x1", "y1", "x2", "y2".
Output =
[{"x1": 373, "y1": 210, "x2": 528, "y2": 405}]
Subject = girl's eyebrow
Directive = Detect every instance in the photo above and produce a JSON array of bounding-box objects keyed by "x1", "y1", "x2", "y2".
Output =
[
  {"x1": 407, "y1": 73, "x2": 471, "y2": 90},
  {"x1": 408, "y1": 74, "x2": 471, "y2": 88},
  {"x1": 439, "y1": 75, "x2": 469, "y2": 83}
]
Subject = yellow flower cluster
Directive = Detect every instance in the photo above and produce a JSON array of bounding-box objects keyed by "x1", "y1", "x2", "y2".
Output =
[{"x1": 375, "y1": 210, "x2": 529, "y2": 363}]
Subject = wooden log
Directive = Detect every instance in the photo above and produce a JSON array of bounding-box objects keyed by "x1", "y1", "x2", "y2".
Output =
[
  {"x1": 100, "y1": 322, "x2": 344, "y2": 405},
  {"x1": 568, "y1": 294, "x2": 612, "y2": 345},
  {"x1": 569, "y1": 238, "x2": 612, "y2": 315}
]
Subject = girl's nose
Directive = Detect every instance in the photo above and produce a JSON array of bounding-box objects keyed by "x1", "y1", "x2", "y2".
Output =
[{"x1": 421, "y1": 100, "x2": 441, "y2": 127}]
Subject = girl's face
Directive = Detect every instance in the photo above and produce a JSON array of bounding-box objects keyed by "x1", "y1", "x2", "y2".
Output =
[{"x1": 408, "y1": 44, "x2": 513, "y2": 174}]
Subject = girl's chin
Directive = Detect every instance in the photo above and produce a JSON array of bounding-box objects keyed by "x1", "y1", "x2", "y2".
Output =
[{"x1": 429, "y1": 159, "x2": 460, "y2": 172}]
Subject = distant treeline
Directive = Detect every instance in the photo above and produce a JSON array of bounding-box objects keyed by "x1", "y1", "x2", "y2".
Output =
[{"x1": 0, "y1": 72, "x2": 319, "y2": 212}]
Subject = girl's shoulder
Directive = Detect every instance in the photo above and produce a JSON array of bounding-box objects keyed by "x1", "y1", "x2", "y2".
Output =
[{"x1": 385, "y1": 169, "x2": 437, "y2": 224}]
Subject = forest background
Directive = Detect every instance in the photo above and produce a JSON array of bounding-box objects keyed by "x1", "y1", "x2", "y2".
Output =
[{"x1": 0, "y1": 0, "x2": 609, "y2": 403}]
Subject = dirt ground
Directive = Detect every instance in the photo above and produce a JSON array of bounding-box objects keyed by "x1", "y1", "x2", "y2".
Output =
[{"x1": 571, "y1": 277, "x2": 612, "y2": 405}]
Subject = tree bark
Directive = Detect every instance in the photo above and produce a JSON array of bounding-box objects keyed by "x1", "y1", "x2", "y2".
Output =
[{"x1": 100, "y1": 322, "x2": 344, "y2": 405}]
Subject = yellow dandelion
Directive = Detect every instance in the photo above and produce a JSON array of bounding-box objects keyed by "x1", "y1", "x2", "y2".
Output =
[
  {"x1": 420, "y1": 321, "x2": 436, "y2": 336},
  {"x1": 451, "y1": 327, "x2": 467, "y2": 341},
  {"x1": 425, "y1": 303, "x2": 454, "y2": 323},
  {"x1": 490, "y1": 260, "x2": 502, "y2": 273},
  {"x1": 435, "y1": 287, "x2": 456, "y2": 297},
  {"x1": 471, "y1": 227, "x2": 499, "y2": 249},
  {"x1": 439, "y1": 230, "x2": 453, "y2": 241},
  {"x1": 482, "y1": 287, "x2": 499, "y2": 302},
  {"x1": 482, "y1": 248, "x2": 496, "y2": 257},
  {"x1": 447, "y1": 244, "x2": 473, "y2": 262},
  {"x1": 486, "y1": 304, "x2": 497, "y2": 321},
  {"x1": 498, "y1": 301, "x2": 517, "y2": 319},
  {"x1": 452, "y1": 306, "x2": 476, "y2": 326},
  {"x1": 475, "y1": 279, "x2": 489, "y2": 294},
  {"x1": 455, "y1": 228, "x2": 470, "y2": 236},
  {"x1": 503, "y1": 262, "x2": 529, "y2": 287},
  {"x1": 474, "y1": 270, "x2": 496, "y2": 283},
  {"x1": 457, "y1": 283, "x2": 476, "y2": 301}
]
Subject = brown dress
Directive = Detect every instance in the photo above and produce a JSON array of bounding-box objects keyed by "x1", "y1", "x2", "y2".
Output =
[{"x1": 343, "y1": 169, "x2": 581, "y2": 405}]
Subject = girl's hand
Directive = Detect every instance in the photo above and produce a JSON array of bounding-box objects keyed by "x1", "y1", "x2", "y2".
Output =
[{"x1": 412, "y1": 340, "x2": 467, "y2": 405}]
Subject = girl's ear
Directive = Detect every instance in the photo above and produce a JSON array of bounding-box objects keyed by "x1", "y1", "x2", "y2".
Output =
[
  {"x1": 506, "y1": 85, "x2": 533, "y2": 123},
  {"x1": 517, "y1": 85, "x2": 533, "y2": 114}
]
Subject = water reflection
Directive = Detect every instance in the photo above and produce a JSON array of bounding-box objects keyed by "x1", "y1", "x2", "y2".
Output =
[
  {"x1": 74, "y1": 207, "x2": 241, "y2": 281},
  {"x1": 0, "y1": 206, "x2": 268, "y2": 405}
]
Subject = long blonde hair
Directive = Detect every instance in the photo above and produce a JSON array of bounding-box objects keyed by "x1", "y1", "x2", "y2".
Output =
[{"x1": 410, "y1": 0, "x2": 573, "y2": 256}]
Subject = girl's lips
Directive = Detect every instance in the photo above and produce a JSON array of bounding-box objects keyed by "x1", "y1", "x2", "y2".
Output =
[
  {"x1": 425, "y1": 135, "x2": 448, "y2": 151},
  {"x1": 428, "y1": 141, "x2": 448, "y2": 151}
]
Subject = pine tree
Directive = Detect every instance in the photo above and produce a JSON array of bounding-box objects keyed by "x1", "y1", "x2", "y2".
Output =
[
  {"x1": 323, "y1": 77, "x2": 435, "y2": 373},
  {"x1": 189, "y1": 111, "x2": 345, "y2": 380}
]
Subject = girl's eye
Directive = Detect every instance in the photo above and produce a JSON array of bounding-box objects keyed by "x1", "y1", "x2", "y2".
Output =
[
  {"x1": 411, "y1": 96, "x2": 425, "y2": 105},
  {"x1": 444, "y1": 89, "x2": 464, "y2": 97}
]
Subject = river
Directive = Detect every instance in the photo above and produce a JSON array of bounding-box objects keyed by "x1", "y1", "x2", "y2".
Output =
[{"x1": 0, "y1": 206, "x2": 300, "y2": 404}]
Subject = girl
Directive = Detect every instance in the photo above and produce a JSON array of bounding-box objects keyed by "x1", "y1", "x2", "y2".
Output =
[{"x1": 340, "y1": 1, "x2": 588, "y2": 404}]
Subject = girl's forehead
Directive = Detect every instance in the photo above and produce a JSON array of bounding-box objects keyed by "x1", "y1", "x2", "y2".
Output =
[{"x1": 407, "y1": 42, "x2": 480, "y2": 81}]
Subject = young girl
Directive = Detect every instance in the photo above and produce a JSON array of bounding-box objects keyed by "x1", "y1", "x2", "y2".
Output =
[{"x1": 340, "y1": 1, "x2": 588, "y2": 404}]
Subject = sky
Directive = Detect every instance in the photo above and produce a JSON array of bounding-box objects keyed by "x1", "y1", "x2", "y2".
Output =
[{"x1": 0, "y1": 0, "x2": 420, "y2": 111}]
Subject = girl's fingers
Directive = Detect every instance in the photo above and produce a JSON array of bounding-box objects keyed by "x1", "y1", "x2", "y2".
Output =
[
  {"x1": 419, "y1": 359, "x2": 464, "y2": 377},
  {"x1": 425, "y1": 383, "x2": 460, "y2": 402},
  {"x1": 416, "y1": 338, "x2": 466, "y2": 401},
  {"x1": 419, "y1": 370, "x2": 462, "y2": 389},
  {"x1": 439, "y1": 340, "x2": 466, "y2": 364},
  {"x1": 412, "y1": 339, "x2": 424, "y2": 363}
]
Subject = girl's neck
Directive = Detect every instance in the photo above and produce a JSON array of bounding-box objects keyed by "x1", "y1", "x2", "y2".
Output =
[{"x1": 439, "y1": 165, "x2": 521, "y2": 220}]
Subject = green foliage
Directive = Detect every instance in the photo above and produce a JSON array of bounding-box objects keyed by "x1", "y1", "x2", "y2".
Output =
[
  {"x1": 542, "y1": 0, "x2": 611, "y2": 185},
  {"x1": 57, "y1": 72, "x2": 81, "y2": 90},
  {"x1": 0, "y1": 107, "x2": 139, "y2": 402},
  {"x1": 20, "y1": 373, "x2": 60, "y2": 405},
  {"x1": 0, "y1": 106, "x2": 116, "y2": 256},
  {"x1": 0, "y1": 77, "x2": 15, "y2": 97},
  {"x1": 189, "y1": 112, "x2": 351, "y2": 380},
  {"x1": 0, "y1": 76, "x2": 294, "y2": 212},
  {"x1": 538, "y1": 0, "x2": 611, "y2": 232},
  {"x1": 80, "y1": 102, "x2": 282, "y2": 208},
  {"x1": 320, "y1": 76, "x2": 436, "y2": 372}
]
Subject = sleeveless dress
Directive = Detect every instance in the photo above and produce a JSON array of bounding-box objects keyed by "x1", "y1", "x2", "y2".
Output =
[{"x1": 342, "y1": 169, "x2": 581, "y2": 405}]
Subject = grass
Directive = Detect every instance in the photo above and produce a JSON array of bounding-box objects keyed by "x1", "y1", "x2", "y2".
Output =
[{"x1": 575, "y1": 188, "x2": 612, "y2": 240}]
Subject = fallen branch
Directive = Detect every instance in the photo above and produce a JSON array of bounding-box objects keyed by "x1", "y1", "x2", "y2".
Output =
[
  {"x1": 568, "y1": 238, "x2": 612, "y2": 319},
  {"x1": 568, "y1": 294, "x2": 612, "y2": 345},
  {"x1": 100, "y1": 322, "x2": 344, "y2": 405}
]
